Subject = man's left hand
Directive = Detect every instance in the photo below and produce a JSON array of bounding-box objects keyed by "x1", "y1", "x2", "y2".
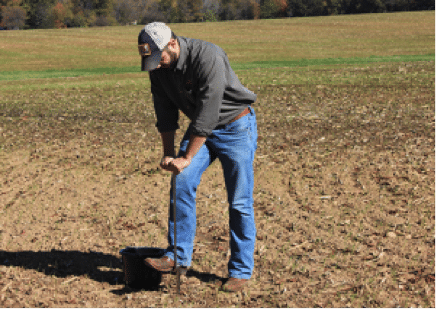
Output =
[{"x1": 169, "y1": 157, "x2": 191, "y2": 175}]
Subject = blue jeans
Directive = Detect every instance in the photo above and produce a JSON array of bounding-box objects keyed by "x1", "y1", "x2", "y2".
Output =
[{"x1": 164, "y1": 107, "x2": 257, "y2": 279}]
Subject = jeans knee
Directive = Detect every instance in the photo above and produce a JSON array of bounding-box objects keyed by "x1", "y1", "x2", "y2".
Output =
[{"x1": 230, "y1": 200, "x2": 254, "y2": 217}]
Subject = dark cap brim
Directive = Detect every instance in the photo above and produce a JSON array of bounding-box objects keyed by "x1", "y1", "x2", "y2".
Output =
[
  {"x1": 141, "y1": 50, "x2": 162, "y2": 71},
  {"x1": 141, "y1": 56, "x2": 147, "y2": 71}
]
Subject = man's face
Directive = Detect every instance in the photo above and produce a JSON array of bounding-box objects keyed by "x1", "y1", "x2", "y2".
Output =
[
  {"x1": 157, "y1": 48, "x2": 177, "y2": 69},
  {"x1": 155, "y1": 38, "x2": 179, "y2": 70}
]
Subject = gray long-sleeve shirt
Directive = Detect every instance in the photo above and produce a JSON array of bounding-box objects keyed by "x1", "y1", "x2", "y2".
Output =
[{"x1": 149, "y1": 36, "x2": 257, "y2": 137}]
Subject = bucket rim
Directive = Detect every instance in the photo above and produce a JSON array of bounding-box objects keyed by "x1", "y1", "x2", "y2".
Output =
[{"x1": 119, "y1": 246, "x2": 165, "y2": 257}]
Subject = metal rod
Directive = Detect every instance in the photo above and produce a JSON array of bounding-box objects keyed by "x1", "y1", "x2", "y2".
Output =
[{"x1": 172, "y1": 174, "x2": 180, "y2": 294}]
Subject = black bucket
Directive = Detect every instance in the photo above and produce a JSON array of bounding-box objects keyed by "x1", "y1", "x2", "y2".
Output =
[{"x1": 120, "y1": 246, "x2": 165, "y2": 290}]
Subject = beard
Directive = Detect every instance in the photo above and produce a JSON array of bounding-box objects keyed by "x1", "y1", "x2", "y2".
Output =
[{"x1": 160, "y1": 49, "x2": 178, "y2": 69}]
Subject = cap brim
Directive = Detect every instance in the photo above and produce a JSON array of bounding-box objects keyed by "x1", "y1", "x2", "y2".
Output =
[{"x1": 141, "y1": 51, "x2": 162, "y2": 71}]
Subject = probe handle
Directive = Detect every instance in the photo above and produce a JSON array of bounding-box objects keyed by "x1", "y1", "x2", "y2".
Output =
[{"x1": 172, "y1": 174, "x2": 180, "y2": 294}]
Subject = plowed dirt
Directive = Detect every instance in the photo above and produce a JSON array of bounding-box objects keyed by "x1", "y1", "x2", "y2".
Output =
[{"x1": 0, "y1": 62, "x2": 434, "y2": 307}]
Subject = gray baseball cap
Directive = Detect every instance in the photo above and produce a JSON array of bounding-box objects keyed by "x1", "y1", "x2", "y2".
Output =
[{"x1": 138, "y1": 22, "x2": 172, "y2": 71}]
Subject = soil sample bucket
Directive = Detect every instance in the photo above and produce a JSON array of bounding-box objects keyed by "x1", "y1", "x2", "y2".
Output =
[{"x1": 120, "y1": 247, "x2": 165, "y2": 290}]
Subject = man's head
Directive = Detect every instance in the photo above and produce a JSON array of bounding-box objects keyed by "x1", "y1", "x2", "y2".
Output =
[{"x1": 138, "y1": 22, "x2": 179, "y2": 71}]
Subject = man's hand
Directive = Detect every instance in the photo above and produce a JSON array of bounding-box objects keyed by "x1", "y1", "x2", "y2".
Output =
[
  {"x1": 160, "y1": 156, "x2": 175, "y2": 172},
  {"x1": 159, "y1": 133, "x2": 204, "y2": 175},
  {"x1": 168, "y1": 157, "x2": 191, "y2": 175},
  {"x1": 160, "y1": 156, "x2": 191, "y2": 174}
]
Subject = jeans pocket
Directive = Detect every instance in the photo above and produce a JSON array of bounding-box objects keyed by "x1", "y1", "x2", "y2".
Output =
[{"x1": 225, "y1": 116, "x2": 250, "y2": 133}]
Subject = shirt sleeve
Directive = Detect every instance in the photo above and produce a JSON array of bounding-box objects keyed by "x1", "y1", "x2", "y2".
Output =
[
  {"x1": 190, "y1": 49, "x2": 226, "y2": 137},
  {"x1": 149, "y1": 71, "x2": 179, "y2": 133}
]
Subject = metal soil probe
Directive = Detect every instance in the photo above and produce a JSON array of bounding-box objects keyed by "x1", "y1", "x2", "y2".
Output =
[{"x1": 172, "y1": 174, "x2": 181, "y2": 294}]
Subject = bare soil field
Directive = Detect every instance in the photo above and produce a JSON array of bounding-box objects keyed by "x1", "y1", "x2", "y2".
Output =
[{"x1": 0, "y1": 60, "x2": 434, "y2": 307}]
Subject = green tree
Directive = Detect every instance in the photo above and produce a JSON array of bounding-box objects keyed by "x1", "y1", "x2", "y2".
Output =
[
  {"x1": 24, "y1": 0, "x2": 57, "y2": 28},
  {"x1": 340, "y1": 0, "x2": 385, "y2": 14},
  {"x1": 202, "y1": 0, "x2": 219, "y2": 21},
  {"x1": 159, "y1": 0, "x2": 178, "y2": 22},
  {"x1": 260, "y1": 0, "x2": 278, "y2": 18},
  {"x1": 287, "y1": 0, "x2": 326, "y2": 16},
  {"x1": 384, "y1": 0, "x2": 408, "y2": 11},
  {"x1": 203, "y1": 8, "x2": 217, "y2": 21},
  {"x1": 383, "y1": 0, "x2": 434, "y2": 11},
  {"x1": 412, "y1": 0, "x2": 434, "y2": 10},
  {"x1": 324, "y1": 0, "x2": 340, "y2": 15}
]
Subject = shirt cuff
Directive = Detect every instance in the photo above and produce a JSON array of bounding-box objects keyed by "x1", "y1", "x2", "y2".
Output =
[
  {"x1": 191, "y1": 126, "x2": 211, "y2": 137},
  {"x1": 156, "y1": 122, "x2": 179, "y2": 133}
]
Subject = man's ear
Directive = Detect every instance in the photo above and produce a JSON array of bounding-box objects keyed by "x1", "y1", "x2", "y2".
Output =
[{"x1": 167, "y1": 38, "x2": 178, "y2": 52}]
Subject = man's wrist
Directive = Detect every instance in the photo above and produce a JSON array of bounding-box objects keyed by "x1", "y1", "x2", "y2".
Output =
[
  {"x1": 184, "y1": 135, "x2": 207, "y2": 160},
  {"x1": 183, "y1": 154, "x2": 193, "y2": 161}
]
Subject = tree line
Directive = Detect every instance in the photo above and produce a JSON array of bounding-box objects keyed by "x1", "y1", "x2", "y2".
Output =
[{"x1": 0, "y1": 0, "x2": 434, "y2": 30}]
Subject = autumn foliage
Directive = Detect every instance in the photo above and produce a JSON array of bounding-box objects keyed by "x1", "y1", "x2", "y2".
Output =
[
  {"x1": 0, "y1": 0, "x2": 434, "y2": 30},
  {"x1": 52, "y1": 2, "x2": 72, "y2": 28},
  {"x1": 0, "y1": 0, "x2": 26, "y2": 29}
]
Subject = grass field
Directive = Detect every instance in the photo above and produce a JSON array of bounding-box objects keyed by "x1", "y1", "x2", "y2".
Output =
[
  {"x1": 0, "y1": 11, "x2": 434, "y2": 72},
  {"x1": 0, "y1": 11, "x2": 434, "y2": 307}
]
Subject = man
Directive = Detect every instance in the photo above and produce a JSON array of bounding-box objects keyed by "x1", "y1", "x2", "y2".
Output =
[{"x1": 138, "y1": 22, "x2": 258, "y2": 292}]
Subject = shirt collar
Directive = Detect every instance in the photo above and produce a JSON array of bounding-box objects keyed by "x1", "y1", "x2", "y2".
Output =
[{"x1": 175, "y1": 37, "x2": 187, "y2": 72}]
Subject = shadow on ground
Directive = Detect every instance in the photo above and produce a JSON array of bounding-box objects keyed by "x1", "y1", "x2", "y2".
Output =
[
  {"x1": 0, "y1": 249, "x2": 124, "y2": 284},
  {"x1": 0, "y1": 249, "x2": 223, "y2": 295}
]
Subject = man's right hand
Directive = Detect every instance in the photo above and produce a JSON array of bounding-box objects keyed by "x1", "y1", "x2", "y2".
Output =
[{"x1": 160, "y1": 156, "x2": 175, "y2": 172}]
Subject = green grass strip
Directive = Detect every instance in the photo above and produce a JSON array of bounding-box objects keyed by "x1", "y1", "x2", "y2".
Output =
[
  {"x1": 231, "y1": 54, "x2": 435, "y2": 70},
  {"x1": 0, "y1": 54, "x2": 434, "y2": 81},
  {"x1": 0, "y1": 66, "x2": 137, "y2": 82}
]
